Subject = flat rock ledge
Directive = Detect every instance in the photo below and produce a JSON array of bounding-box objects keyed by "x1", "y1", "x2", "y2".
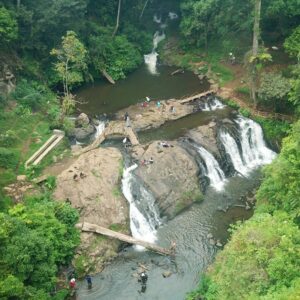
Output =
[{"x1": 54, "y1": 147, "x2": 129, "y2": 275}]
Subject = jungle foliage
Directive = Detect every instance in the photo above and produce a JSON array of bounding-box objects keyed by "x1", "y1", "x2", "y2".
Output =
[{"x1": 0, "y1": 194, "x2": 80, "y2": 299}]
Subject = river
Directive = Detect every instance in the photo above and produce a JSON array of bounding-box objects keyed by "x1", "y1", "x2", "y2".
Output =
[{"x1": 75, "y1": 64, "x2": 274, "y2": 299}]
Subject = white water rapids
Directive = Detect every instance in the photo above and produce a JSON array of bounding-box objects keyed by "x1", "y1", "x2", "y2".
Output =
[
  {"x1": 195, "y1": 145, "x2": 226, "y2": 191},
  {"x1": 121, "y1": 164, "x2": 161, "y2": 248},
  {"x1": 220, "y1": 116, "x2": 276, "y2": 176},
  {"x1": 144, "y1": 31, "x2": 166, "y2": 75}
]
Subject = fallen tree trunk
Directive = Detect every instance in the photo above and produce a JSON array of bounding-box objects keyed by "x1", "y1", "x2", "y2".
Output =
[
  {"x1": 102, "y1": 69, "x2": 115, "y2": 84},
  {"x1": 76, "y1": 222, "x2": 173, "y2": 256},
  {"x1": 171, "y1": 69, "x2": 184, "y2": 76}
]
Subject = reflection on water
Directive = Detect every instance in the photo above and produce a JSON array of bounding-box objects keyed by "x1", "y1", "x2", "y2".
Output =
[{"x1": 77, "y1": 65, "x2": 209, "y2": 115}]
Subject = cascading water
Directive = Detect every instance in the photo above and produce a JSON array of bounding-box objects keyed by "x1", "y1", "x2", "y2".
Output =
[
  {"x1": 200, "y1": 97, "x2": 226, "y2": 111},
  {"x1": 195, "y1": 145, "x2": 226, "y2": 191},
  {"x1": 95, "y1": 120, "x2": 106, "y2": 138},
  {"x1": 236, "y1": 116, "x2": 276, "y2": 167},
  {"x1": 144, "y1": 31, "x2": 166, "y2": 75},
  {"x1": 219, "y1": 116, "x2": 276, "y2": 176},
  {"x1": 121, "y1": 164, "x2": 161, "y2": 246},
  {"x1": 219, "y1": 129, "x2": 249, "y2": 176}
]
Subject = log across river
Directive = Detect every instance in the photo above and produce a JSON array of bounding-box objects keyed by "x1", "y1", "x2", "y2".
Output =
[{"x1": 76, "y1": 222, "x2": 173, "y2": 256}]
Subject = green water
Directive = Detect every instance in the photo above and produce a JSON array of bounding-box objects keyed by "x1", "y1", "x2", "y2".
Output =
[{"x1": 77, "y1": 65, "x2": 209, "y2": 115}]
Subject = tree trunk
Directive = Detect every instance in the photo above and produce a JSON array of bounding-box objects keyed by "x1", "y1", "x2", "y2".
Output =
[
  {"x1": 252, "y1": 0, "x2": 261, "y2": 56},
  {"x1": 140, "y1": 0, "x2": 150, "y2": 19},
  {"x1": 251, "y1": 0, "x2": 261, "y2": 107},
  {"x1": 16, "y1": 0, "x2": 21, "y2": 10},
  {"x1": 112, "y1": 0, "x2": 122, "y2": 37}
]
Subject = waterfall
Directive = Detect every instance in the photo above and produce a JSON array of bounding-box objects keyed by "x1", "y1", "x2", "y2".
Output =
[
  {"x1": 236, "y1": 116, "x2": 276, "y2": 167},
  {"x1": 198, "y1": 97, "x2": 226, "y2": 111},
  {"x1": 121, "y1": 164, "x2": 160, "y2": 246},
  {"x1": 195, "y1": 145, "x2": 226, "y2": 191},
  {"x1": 95, "y1": 120, "x2": 105, "y2": 138},
  {"x1": 219, "y1": 116, "x2": 276, "y2": 176},
  {"x1": 219, "y1": 129, "x2": 249, "y2": 176},
  {"x1": 144, "y1": 31, "x2": 166, "y2": 75}
]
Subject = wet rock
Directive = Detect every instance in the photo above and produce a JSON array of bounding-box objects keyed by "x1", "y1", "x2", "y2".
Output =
[
  {"x1": 198, "y1": 74, "x2": 206, "y2": 80},
  {"x1": 207, "y1": 233, "x2": 213, "y2": 239},
  {"x1": 77, "y1": 113, "x2": 90, "y2": 126},
  {"x1": 134, "y1": 141, "x2": 201, "y2": 219},
  {"x1": 222, "y1": 118, "x2": 234, "y2": 125},
  {"x1": 186, "y1": 123, "x2": 220, "y2": 158},
  {"x1": 216, "y1": 240, "x2": 223, "y2": 247},
  {"x1": 209, "y1": 239, "x2": 216, "y2": 246},
  {"x1": 162, "y1": 271, "x2": 172, "y2": 278},
  {"x1": 74, "y1": 124, "x2": 95, "y2": 141}
]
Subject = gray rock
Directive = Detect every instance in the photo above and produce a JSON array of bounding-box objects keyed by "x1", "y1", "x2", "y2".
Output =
[
  {"x1": 77, "y1": 113, "x2": 90, "y2": 126},
  {"x1": 74, "y1": 124, "x2": 95, "y2": 140},
  {"x1": 207, "y1": 233, "x2": 213, "y2": 239},
  {"x1": 162, "y1": 271, "x2": 172, "y2": 278}
]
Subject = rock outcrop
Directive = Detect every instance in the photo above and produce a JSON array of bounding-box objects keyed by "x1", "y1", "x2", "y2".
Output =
[
  {"x1": 186, "y1": 121, "x2": 220, "y2": 157},
  {"x1": 133, "y1": 141, "x2": 202, "y2": 219},
  {"x1": 54, "y1": 147, "x2": 129, "y2": 274}
]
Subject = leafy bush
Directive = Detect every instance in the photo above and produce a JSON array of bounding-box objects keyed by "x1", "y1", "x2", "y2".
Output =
[
  {"x1": 192, "y1": 212, "x2": 300, "y2": 300},
  {"x1": 239, "y1": 108, "x2": 251, "y2": 117},
  {"x1": 0, "y1": 147, "x2": 19, "y2": 169},
  {"x1": 256, "y1": 120, "x2": 300, "y2": 221},
  {"x1": 0, "y1": 130, "x2": 18, "y2": 147},
  {"x1": 12, "y1": 80, "x2": 56, "y2": 111},
  {"x1": 235, "y1": 86, "x2": 250, "y2": 96},
  {"x1": 0, "y1": 195, "x2": 80, "y2": 298}
]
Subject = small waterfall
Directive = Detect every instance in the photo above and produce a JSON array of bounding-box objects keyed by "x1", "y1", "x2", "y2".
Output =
[
  {"x1": 168, "y1": 12, "x2": 178, "y2": 20},
  {"x1": 209, "y1": 98, "x2": 226, "y2": 110},
  {"x1": 153, "y1": 14, "x2": 161, "y2": 24},
  {"x1": 144, "y1": 31, "x2": 165, "y2": 75},
  {"x1": 196, "y1": 97, "x2": 226, "y2": 112},
  {"x1": 121, "y1": 164, "x2": 160, "y2": 246},
  {"x1": 95, "y1": 120, "x2": 105, "y2": 138},
  {"x1": 219, "y1": 129, "x2": 249, "y2": 176},
  {"x1": 236, "y1": 116, "x2": 276, "y2": 167},
  {"x1": 195, "y1": 145, "x2": 226, "y2": 191},
  {"x1": 219, "y1": 116, "x2": 276, "y2": 176}
]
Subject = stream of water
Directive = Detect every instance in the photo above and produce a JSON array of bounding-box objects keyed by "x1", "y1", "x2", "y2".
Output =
[{"x1": 75, "y1": 22, "x2": 276, "y2": 299}]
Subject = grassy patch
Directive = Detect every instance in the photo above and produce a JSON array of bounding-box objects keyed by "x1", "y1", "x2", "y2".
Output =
[
  {"x1": 235, "y1": 86, "x2": 250, "y2": 96},
  {"x1": 109, "y1": 223, "x2": 127, "y2": 232},
  {"x1": 112, "y1": 186, "x2": 122, "y2": 198}
]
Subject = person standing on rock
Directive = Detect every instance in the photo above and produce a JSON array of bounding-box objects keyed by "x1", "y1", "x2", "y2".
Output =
[{"x1": 124, "y1": 112, "x2": 129, "y2": 121}]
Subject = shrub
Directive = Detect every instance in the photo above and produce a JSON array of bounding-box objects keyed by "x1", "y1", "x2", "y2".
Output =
[
  {"x1": 0, "y1": 148, "x2": 19, "y2": 169},
  {"x1": 0, "y1": 130, "x2": 18, "y2": 147}
]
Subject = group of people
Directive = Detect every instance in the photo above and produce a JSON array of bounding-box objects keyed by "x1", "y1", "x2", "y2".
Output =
[{"x1": 69, "y1": 274, "x2": 93, "y2": 292}]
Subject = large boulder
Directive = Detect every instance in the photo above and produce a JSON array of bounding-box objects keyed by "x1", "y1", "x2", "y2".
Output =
[
  {"x1": 76, "y1": 113, "x2": 90, "y2": 127},
  {"x1": 186, "y1": 122, "x2": 220, "y2": 157},
  {"x1": 54, "y1": 147, "x2": 129, "y2": 275},
  {"x1": 134, "y1": 141, "x2": 202, "y2": 219},
  {"x1": 73, "y1": 124, "x2": 95, "y2": 141}
]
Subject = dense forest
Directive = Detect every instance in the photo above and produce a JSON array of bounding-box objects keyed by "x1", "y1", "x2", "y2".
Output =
[{"x1": 0, "y1": 0, "x2": 300, "y2": 299}]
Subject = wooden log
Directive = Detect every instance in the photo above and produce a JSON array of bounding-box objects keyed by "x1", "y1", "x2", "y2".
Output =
[
  {"x1": 76, "y1": 222, "x2": 173, "y2": 256},
  {"x1": 179, "y1": 90, "x2": 214, "y2": 104},
  {"x1": 171, "y1": 68, "x2": 184, "y2": 76},
  {"x1": 102, "y1": 69, "x2": 115, "y2": 84}
]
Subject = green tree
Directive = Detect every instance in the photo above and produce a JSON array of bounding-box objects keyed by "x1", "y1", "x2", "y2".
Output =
[
  {"x1": 0, "y1": 195, "x2": 80, "y2": 298},
  {"x1": 256, "y1": 120, "x2": 300, "y2": 221},
  {"x1": 190, "y1": 212, "x2": 300, "y2": 300},
  {"x1": 51, "y1": 30, "x2": 87, "y2": 96},
  {"x1": 258, "y1": 72, "x2": 291, "y2": 111},
  {"x1": 0, "y1": 6, "x2": 18, "y2": 43}
]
